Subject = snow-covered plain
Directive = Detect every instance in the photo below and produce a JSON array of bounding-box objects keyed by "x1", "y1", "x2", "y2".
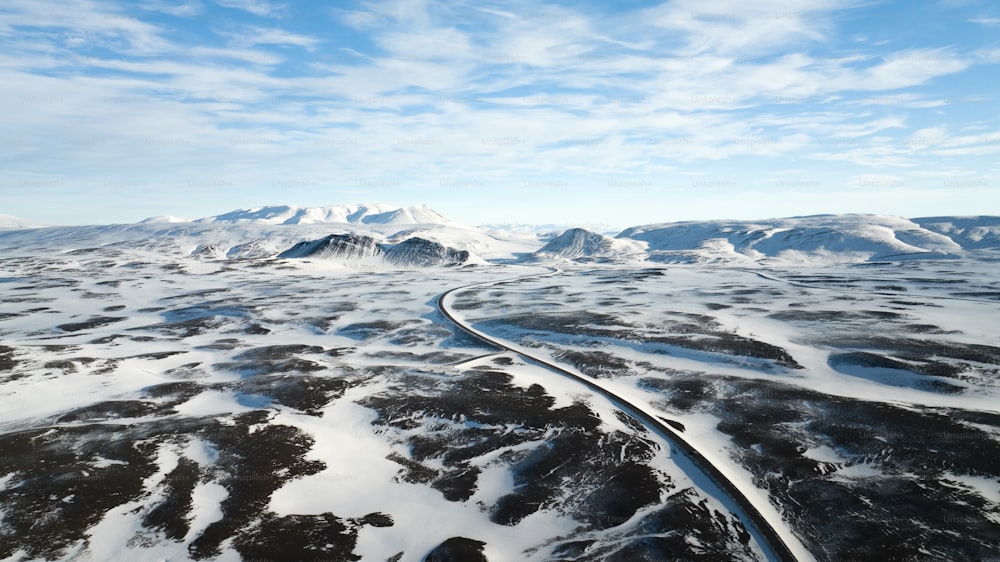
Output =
[{"x1": 0, "y1": 208, "x2": 998, "y2": 561}]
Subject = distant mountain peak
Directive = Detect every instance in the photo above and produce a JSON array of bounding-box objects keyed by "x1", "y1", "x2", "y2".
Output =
[
  {"x1": 529, "y1": 227, "x2": 645, "y2": 261},
  {"x1": 0, "y1": 213, "x2": 52, "y2": 230}
]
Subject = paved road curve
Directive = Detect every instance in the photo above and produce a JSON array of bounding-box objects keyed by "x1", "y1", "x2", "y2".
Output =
[{"x1": 437, "y1": 267, "x2": 805, "y2": 562}]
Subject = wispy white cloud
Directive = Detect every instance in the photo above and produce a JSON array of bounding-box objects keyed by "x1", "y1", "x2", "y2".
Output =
[
  {"x1": 215, "y1": 0, "x2": 284, "y2": 17},
  {"x1": 140, "y1": 1, "x2": 203, "y2": 17},
  {"x1": 973, "y1": 48, "x2": 1000, "y2": 63},
  {"x1": 641, "y1": 0, "x2": 850, "y2": 56},
  {"x1": 337, "y1": 9, "x2": 392, "y2": 30},
  {"x1": 375, "y1": 27, "x2": 474, "y2": 61},
  {"x1": 188, "y1": 46, "x2": 282, "y2": 65},
  {"x1": 223, "y1": 27, "x2": 321, "y2": 50},
  {"x1": 853, "y1": 93, "x2": 948, "y2": 108},
  {"x1": 856, "y1": 49, "x2": 970, "y2": 90},
  {"x1": 0, "y1": 0, "x2": 171, "y2": 54}
]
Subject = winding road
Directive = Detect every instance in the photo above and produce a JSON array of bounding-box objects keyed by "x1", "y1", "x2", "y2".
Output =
[{"x1": 437, "y1": 267, "x2": 806, "y2": 562}]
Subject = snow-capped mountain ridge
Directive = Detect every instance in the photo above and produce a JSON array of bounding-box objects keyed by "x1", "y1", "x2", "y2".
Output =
[
  {"x1": 3, "y1": 209, "x2": 998, "y2": 265},
  {"x1": 189, "y1": 204, "x2": 452, "y2": 226},
  {"x1": 278, "y1": 233, "x2": 384, "y2": 261},
  {"x1": 617, "y1": 214, "x2": 998, "y2": 264},
  {"x1": 0, "y1": 204, "x2": 534, "y2": 261},
  {"x1": 913, "y1": 216, "x2": 1000, "y2": 250},
  {"x1": 277, "y1": 233, "x2": 473, "y2": 267}
]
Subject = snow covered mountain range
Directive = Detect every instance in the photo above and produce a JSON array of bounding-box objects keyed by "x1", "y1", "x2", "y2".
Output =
[
  {"x1": 0, "y1": 205, "x2": 528, "y2": 265},
  {"x1": 1, "y1": 206, "x2": 998, "y2": 266},
  {"x1": 616, "y1": 214, "x2": 1000, "y2": 264},
  {"x1": 192, "y1": 204, "x2": 452, "y2": 226},
  {"x1": 523, "y1": 214, "x2": 1000, "y2": 263}
]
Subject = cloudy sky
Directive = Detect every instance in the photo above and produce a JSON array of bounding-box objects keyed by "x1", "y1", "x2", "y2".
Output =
[{"x1": 2, "y1": 0, "x2": 998, "y2": 226}]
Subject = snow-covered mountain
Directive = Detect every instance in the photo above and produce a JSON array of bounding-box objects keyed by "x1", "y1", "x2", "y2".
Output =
[
  {"x1": 278, "y1": 233, "x2": 384, "y2": 261},
  {"x1": 617, "y1": 214, "x2": 997, "y2": 264},
  {"x1": 913, "y1": 216, "x2": 1000, "y2": 250},
  {"x1": 277, "y1": 234, "x2": 472, "y2": 267},
  {"x1": 0, "y1": 205, "x2": 537, "y2": 262},
  {"x1": 0, "y1": 213, "x2": 50, "y2": 230},
  {"x1": 384, "y1": 237, "x2": 471, "y2": 267},
  {"x1": 187, "y1": 204, "x2": 452, "y2": 226},
  {"x1": 527, "y1": 228, "x2": 645, "y2": 261}
]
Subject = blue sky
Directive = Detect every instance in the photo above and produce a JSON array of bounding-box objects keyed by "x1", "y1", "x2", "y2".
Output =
[{"x1": 1, "y1": 0, "x2": 998, "y2": 226}]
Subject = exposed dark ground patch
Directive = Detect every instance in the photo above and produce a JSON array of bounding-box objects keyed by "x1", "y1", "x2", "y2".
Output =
[
  {"x1": 0, "y1": 405, "x2": 360, "y2": 561},
  {"x1": 159, "y1": 288, "x2": 231, "y2": 301},
  {"x1": 233, "y1": 373, "x2": 350, "y2": 415},
  {"x1": 361, "y1": 369, "x2": 757, "y2": 560},
  {"x1": 0, "y1": 360, "x2": 363, "y2": 561},
  {"x1": 213, "y1": 344, "x2": 330, "y2": 377},
  {"x1": 827, "y1": 351, "x2": 966, "y2": 393},
  {"x1": 478, "y1": 311, "x2": 802, "y2": 369},
  {"x1": 556, "y1": 349, "x2": 634, "y2": 378},
  {"x1": 366, "y1": 350, "x2": 470, "y2": 364},
  {"x1": 769, "y1": 309, "x2": 906, "y2": 322},
  {"x1": 337, "y1": 319, "x2": 423, "y2": 340},
  {"x1": 187, "y1": 411, "x2": 328, "y2": 559},
  {"x1": 640, "y1": 373, "x2": 1000, "y2": 562},
  {"x1": 139, "y1": 366, "x2": 354, "y2": 417},
  {"x1": 56, "y1": 399, "x2": 171, "y2": 422},
  {"x1": 56, "y1": 315, "x2": 126, "y2": 332},
  {"x1": 128, "y1": 302, "x2": 261, "y2": 338},
  {"x1": 817, "y1": 336, "x2": 1000, "y2": 386},
  {"x1": 0, "y1": 421, "x2": 176, "y2": 560},
  {"x1": 133, "y1": 316, "x2": 233, "y2": 339},
  {"x1": 0, "y1": 345, "x2": 16, "y2": 371},
  {"x1": 195, "y1": 338, "x2": 245, "y2": 351},
  {"x1": 425, "y1": 537, "x2": 488, "y2": 562},
  {"x1": 952, "y1": 291, "x2": 1000, "y2": 299},
  {"x1": 552, "y1": 486, "x2": 754, "y2": 561},
  {"x1": 0, "y1": 296, "x2": 56, "y2": 304},
  {"x1": 889, "y1": 299, "x2": 942, "y2": 307},
  {"x1": 142, "y1": 457, "x2": 200, "y2": 540},
  {"x1": 233, "y1": 512, "x2": 366, "y2": 562}
]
